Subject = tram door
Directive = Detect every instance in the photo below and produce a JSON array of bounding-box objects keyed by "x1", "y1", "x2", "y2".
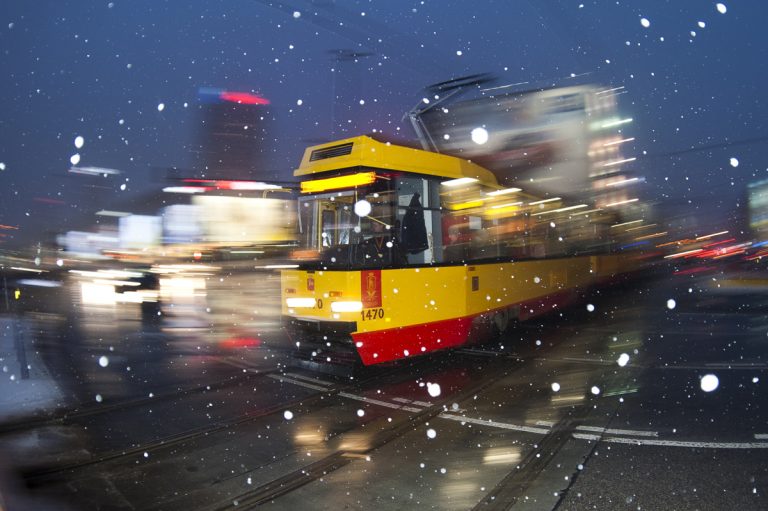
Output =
[{"x1": 396, "y1": 176, "x2": 442, "y2": 264}]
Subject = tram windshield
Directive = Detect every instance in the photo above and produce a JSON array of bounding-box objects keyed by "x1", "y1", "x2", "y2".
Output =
[{"x1": 297, "y1": 179, "x2": 409, "y2": 269}]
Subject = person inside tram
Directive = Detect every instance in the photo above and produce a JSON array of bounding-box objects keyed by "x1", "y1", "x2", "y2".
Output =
[{"x1": 358, "y1": 210, "x2": 406, "y2": 266}]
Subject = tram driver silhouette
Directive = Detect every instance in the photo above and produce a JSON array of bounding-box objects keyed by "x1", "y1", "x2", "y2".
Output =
[{"x1": 358, "y1": 208, "x2": 407, "y2": 266}]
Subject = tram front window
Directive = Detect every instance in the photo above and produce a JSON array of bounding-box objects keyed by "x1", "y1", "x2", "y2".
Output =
[{"x1": 298, "y1": 185, "x2": 405, "y2": 268}]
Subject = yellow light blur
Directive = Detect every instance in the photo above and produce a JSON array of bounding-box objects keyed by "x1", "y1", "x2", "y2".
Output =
[
  {"x1": 448, "y1": 200, "x2": 484, "y2": 211},
  {"x1": 300, "y1": 172, "x2": 376, "y2": 194}
]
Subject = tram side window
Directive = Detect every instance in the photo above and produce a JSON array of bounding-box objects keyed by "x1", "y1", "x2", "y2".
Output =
[{"x1": 396, "y1": 177, "x2": 437, "y2": 265}]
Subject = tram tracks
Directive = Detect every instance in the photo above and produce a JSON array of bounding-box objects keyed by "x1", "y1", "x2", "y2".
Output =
[
  {"x1": 0, "y1": 368, "x2": 274, "y2": 436},
  {"x1": 19, "y1": 363, "x2": 414, "y2": 486},
  {"x1": 211, "y1": 356, "x2": 521, "y2": 510}
]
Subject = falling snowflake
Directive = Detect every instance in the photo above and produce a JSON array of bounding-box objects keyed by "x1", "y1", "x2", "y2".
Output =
[
  {"x1": 640, "y1": 18, "x2": 650, "y2": 28},
  {"x1": 98, "y1": 356, "x2": 109, "y2": 367},
  {"x1": 667, "y1": 299, "x2": 676, "y2": 310},
  {"x1": 74, "y1": 136, "x2": 84, "y2": 149},
  {"x1": 617, "y1": 353, "x2": 630, "y2": 367},
  {"x1": 586, "y1": 304, "x2": 595, "y2": 312},
  {"x1": 551, "y1": 382, "x2": 561, "y2": 392},
  {"x1": 729, "y1": 157, "x2": 739, "y2": 168},
  {"x1": 700, "y1": 374, "x2": 719, "y2": 392},
  {"x1": 284, "y1": 410, "x2": 294, "y2": 420},
  {"x1": 426, "y1": 428, "x2": 437, "y2": 439},
  {"x1": 716, "y1": 3, "x2": 727, "y2": 14},
  {"x1": 427, "y1": 382, "x2": 441, "y2": 397},
  {"x1": 157, "y1": 103, "x2": 165, "y2": 112}
]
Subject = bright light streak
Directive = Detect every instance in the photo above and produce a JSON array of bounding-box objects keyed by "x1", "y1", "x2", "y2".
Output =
[
  {"x1": 162, "y1": 186, "x2": 209, "y2": 194},
  {"x1": 626, "y1": 223, "x2": 657, "y2": 232},
  {"x1": 529, "y1": 197, "x2": 561, "y2": 206},
  {"x1": 664, "y1": 248, "x2": 704, "y2": 259},
  {"x1": 596, "y1": 86, "x2": 626, "y2": 95},
  {"x1": 10, "y1": 267, "x2": 45, "y2": 273},
  {"x1": 330, "y1": 301, "x2": 363, "y2": 313},
  {"x1": 606, "y1": 177, "x2": 640, "y2": 186},
  {"x1": 611, "y1": 220, "x2": 644, "y2": 228},
  {"x1": 17, "y1": 279, "x2": 62, "y2": 288},
  {"x1": 69, "y1": 269, "x2": 144, "y2": 278},
  {"x1": 604, "y1": 198, "x2": 639, "y2": 207},
  {"x1": 603, "y1": 137, "x2": 635, "y2": 147},
  {"x1": 634, "y1": 231, "x2": 668, "y2": 241},
  {"x1": 95, "y1": 210, "x2": 131, "y2": 217},
  {"x1": 261, "y1": 264, "x2": 300, "y2": 269},
  {"x1": 68, "y1": 166, "x2": 121, "y2": 176},
  {"x1": 602, "y1": 157, "x2": 637, "y2": 167},
  {"x1": 441, "y1": 177, "x2": 478, "y2": 187},
  {"x1": 486, "y1": 187, "x2": 522, "y2": 196},
  {"x1": 571, "y1": 208, "x2": 603, "y2": 216},
  {"x1": 532, "y1": 204, "x2": 588, "y2": 216},
  {"x1": 695, "y1": 230, "x2": 729, "y2": 241},
  {"x1": 602, "y1": 118, "x2": 633, "y2": 128},
  {"x1": 93, "y1": 279, "x2": 141, "y2": 287},
  {"x1": 286, "y1": 297, "x2": 317, "y2": 308}
]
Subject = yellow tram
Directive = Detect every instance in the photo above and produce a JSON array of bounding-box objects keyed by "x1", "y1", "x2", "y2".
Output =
[{"x1": 281, "y1": 136, "x2": 638, "y2": 366}]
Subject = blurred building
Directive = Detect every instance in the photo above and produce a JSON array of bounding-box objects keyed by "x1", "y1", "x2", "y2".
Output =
[{"x1": 195, "y1": 88, "x2": 274, "y2": 181}]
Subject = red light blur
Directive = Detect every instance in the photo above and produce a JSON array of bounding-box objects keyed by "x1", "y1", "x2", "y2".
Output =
[
  {"x1": 219, "y1": 91, "x2": 270, "y2": 105},
  {"x1": 219, "y1": 337, "x2": 261, "y2": 349}
]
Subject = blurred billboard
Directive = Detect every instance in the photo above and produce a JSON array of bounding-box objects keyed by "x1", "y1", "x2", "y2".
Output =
[{"x1": 415, "y1": 85, "x2": 624, "y2": 199}]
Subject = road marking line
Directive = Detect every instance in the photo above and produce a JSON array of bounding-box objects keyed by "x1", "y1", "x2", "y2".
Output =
[
  {"x1": 392, "y1": 397, "x2": 412, "y2": 403},
  {"x1": 573, "y1": 433, "x2": 768, "y2": 449},
  {"x1": 338, "y1": 392, "x2": 421, "y2": 412},
  {"x1": 576, "y1": 425, "x2": 658, "y2": 437},
  {"x1": 283, "y1": 372, "x2": 333, "y2": 386},
  {"x1": 267, "y1": 374, "x2": 328, "y2": 391},
  {"x1": 535, "y1": 420, "x2": 556, "y2": 427},
  {"x1": 755, "y1": 434, "x2": 768, "y2": 440},
  {"x1": 439, "y1": 414, "x2": 550, "y2": 435},
  {"x1": 412, "y1": 400, "x2": 432, "y2": 407}
]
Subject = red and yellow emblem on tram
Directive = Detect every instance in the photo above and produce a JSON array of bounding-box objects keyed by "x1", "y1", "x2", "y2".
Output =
[{"x1": 361, "y1": 270, "x2": 382, "y2": 308}]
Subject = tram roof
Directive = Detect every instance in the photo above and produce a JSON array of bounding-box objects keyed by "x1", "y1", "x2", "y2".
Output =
[{"x1": 294, "y1": 135, "x2": 499, "y2": 186}]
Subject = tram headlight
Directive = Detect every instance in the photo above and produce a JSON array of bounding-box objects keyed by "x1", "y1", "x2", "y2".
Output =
[
  {"x1": 330, "y1": 300, "x2": 363, "y2": 313},
  {"x1": 286, "y1": 297, "x2": 316, "y2": 308}
]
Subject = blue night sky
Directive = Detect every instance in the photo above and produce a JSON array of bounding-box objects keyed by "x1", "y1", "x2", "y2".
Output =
[{"x1": 1, "y1": 0, "x2": 767, "y2": 247}]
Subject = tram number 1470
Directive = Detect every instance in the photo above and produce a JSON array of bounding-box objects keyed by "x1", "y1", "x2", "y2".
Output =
[{"x1": 361, "y1": 308, "x2": 385, "y2": 321}]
